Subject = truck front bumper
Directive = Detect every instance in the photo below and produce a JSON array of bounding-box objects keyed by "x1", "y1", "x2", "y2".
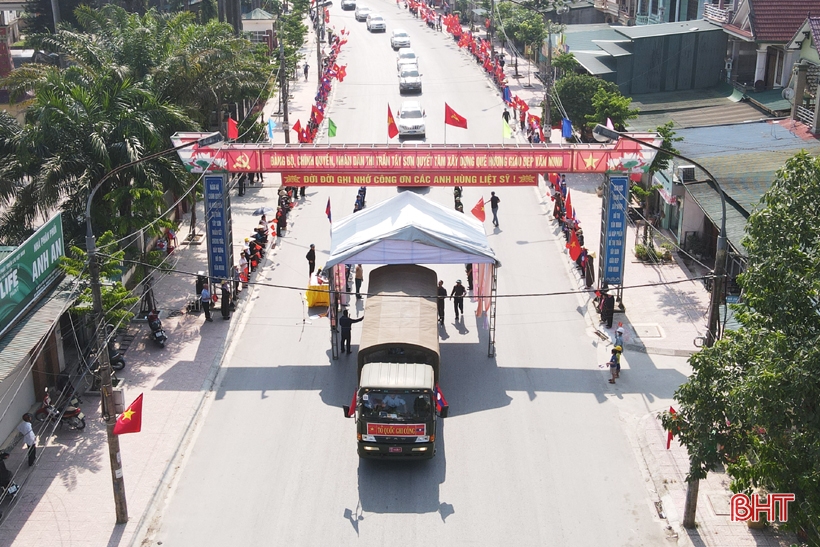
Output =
[{"x1": 358, "y1": 441, "x2": 434, "y2": 459}]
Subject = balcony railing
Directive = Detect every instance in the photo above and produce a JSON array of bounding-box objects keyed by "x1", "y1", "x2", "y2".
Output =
[
  {"x1": 796, "y1": 104, "x2": 815, "y2": 126},
  {"x1": 703, "y1": 2, "x2": 732, "y2": 24}
]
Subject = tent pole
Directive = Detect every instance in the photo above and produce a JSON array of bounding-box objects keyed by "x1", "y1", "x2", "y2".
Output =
[
  {"x1": 330, "y1": 271, "x2": 339, "y2": 360},
  {"x1": 488, "y1": 264, "x2": 497, "y2": 357}
]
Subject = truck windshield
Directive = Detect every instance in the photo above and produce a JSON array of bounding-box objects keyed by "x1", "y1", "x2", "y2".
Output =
[{"x1": 361, "y1": 391, "x2": 433, "y2": 420}]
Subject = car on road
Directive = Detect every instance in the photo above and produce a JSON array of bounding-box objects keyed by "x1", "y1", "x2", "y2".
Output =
[
  {"x1": 354, "y1": 5, "x2": 371, "y2": 21},
  {"x1": 341, "y1": 0, "x2": 356, "y2": 10},
  {"x1": 396, "y1": 101, "x2": 426, "y2": 138},
  {"x1": 390, "y1": 29, "x2": 411, "y2": 49},
  {"x1": 366, "y1": 14, "x2": 386, "y2": 32},
  {"x1": 398, "y1": 65, "x2": 422, "y2": 94},
  {"x1": 396, "y1": 47, "x2": 418, "y2": 71}
]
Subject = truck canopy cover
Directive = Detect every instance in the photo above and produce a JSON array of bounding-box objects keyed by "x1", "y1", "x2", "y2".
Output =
[
  {"x1": 325, "y1": 191, "x2": 497, "y2": 268},
  {"x1": 360, "y1": 362, "x2": 435, "y2": 390},
  {"x1": 358, "y1": 265, "x2": 440, "y2": 380}
]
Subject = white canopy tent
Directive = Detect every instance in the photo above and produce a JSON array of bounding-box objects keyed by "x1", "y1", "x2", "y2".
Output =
[
  {"x1": 325, "y1": 191, "x2": 498, "y2": 268},
  {"x1": 325, "y1": 191, "x2": 498, "y2": 359}
]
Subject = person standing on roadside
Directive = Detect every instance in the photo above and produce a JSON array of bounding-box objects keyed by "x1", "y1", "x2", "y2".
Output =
[
  {"x1": 220, "y1": 280, "x2": 232, "y2": 320},
  {"x1": 306, "y1": 244, "x2": 316, "y2": 277},
  {"x1": 437, "y1": 280, "x2": 447, "y2": 324},
  {"x1": 607, "y1": 347, "x2": 621, "y2": 383},
  {"x1": 355, "y1": 264, "x2": 364, "y2": 299},
  {"x1": 502, "y1": 109, "x2": 511, "y2": 125},
  {"x1": 339, "y1": 310, "x2": 364, "y2": 354},
  {"x1": 488, "y1": 191, "x2": 500, "y2": 227},
  {"x1": 200, "y1": 283, "x2": 213, "y2": 322},
  {"x1": 614, "y1": 326, "x2": 624, "y2": 349},
  {"x1": 304, "y1": 62, "x2": 309, "y2": 81},
  {"x1": 17, "y1": 414, "x2": 36, "y2": 466},
  {"x1": 451, "y1": 279, "x2": 466, "y2": 320}
]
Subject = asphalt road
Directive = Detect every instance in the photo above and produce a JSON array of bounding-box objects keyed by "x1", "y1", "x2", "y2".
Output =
[{"x1": 149, "y1": 3, "x2": 671, "y2": 545}]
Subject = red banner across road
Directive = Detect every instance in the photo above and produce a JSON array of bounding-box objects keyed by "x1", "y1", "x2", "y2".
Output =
[{"x1": 171, "y1": 136, "x2": 661, "y2": 186}]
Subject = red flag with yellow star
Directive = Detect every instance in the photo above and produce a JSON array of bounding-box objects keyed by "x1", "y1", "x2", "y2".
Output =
[
  {"x1": 387, "y1": 105, "x2": 399, "y2": 139},
  {"x1": 113, "y1": 393, "x2": 143, "y2": 435},
  {"x1": 567, "y1": 229, "x2": 581, "y2": 261},
  {"x1": 471, "y1": 197, "x2": 486, "y2": 222}
]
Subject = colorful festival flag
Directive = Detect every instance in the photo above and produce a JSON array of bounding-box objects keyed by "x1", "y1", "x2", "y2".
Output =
[
  {"x1": 502, "y1": 119, "x2": 513, "y2": 139},
  {"x1": 326, "y1": 198, "x2": 332, "y2": 222},
  {"x1": 328, "y1": 118, "x2": 337, "y2": 137}
]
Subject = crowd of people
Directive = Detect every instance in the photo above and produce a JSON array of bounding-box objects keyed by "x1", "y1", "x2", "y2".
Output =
[{"x1": 294, "y1": 28, "x2": 348, "y2": 144}]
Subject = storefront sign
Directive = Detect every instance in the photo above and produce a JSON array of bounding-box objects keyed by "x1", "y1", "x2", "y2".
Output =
[
  {"x1": 0, "y1": 214, "x2": 65, "y2": 331},
  {"x1": 366, "y1": 423, "x2": 427, "y2": 436},
  {"x1": 600, "y1": 176, "x2": 628, "y2": 286},
  {"x1": 204, "y1": 174, "x2": 234, "y2": 281}
]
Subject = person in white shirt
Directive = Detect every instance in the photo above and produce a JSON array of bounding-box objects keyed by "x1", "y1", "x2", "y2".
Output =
[
  {"x1": 17, "y1": 414, "x2": 36, "y2": 466},
  {"x1": 383, "y1": 394, "x2": 406, "y2": 410}
]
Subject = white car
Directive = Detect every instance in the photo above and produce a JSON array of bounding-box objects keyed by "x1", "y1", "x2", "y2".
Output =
[
  {"x1": 366, "y1": 14, "x2": 386, "y2": 32},
  {"x1": 396, "y1": 101, "x2": 426, "y2": 138},
  {"x1": 398, "y1": 65, "x2": 422, "y2": 94},
  {"x1": 341, "y1": 0, "x2": 356, "y2": 10},
  {"x1": 396, "y1": 47, "x2": 418, "y2": 71},
  {"x1": 354, "y1": 5, "x2": 371, "y2": 21},
  {"x1": 390, "y1": 29, "x2": 411, "y2": 49}
]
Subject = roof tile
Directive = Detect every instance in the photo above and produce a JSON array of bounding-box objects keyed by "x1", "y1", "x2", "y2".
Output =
[{"x1": 749, "y1": 0, "x2": 820, "y2": 42}]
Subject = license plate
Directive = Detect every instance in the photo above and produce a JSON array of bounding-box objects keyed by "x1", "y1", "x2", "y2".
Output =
[{"x1": 389, "y1": 447, "x2": 402, "y2": 453}]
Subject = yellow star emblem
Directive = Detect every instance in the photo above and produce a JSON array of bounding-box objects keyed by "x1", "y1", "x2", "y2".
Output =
[
  {"x1": 583, "y1": 154, "x2": 600, "y2": 169},
  {"x1": 121, "y1": 409, "x2": 134, "y2": 421}
]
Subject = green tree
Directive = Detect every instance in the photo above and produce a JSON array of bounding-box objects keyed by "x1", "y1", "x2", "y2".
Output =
[
  {"x1": 649, "y1": 121, "x2": 683, "y2": 175},
  {"x1": 553, "y1": 73, "x2": 619, "y2": 138},
  {"x1": 662, "y1": 151, "x2": 820, "y2": 541},
  {"x1": 552, "y1": 51, "x2": 579, "y2": 78},
  {"x1": 59, "y1": 231, "x2": 140, "y2": 326},
  {"x1": 585, "y1": 87, "x2": 639, "y2": 131}
]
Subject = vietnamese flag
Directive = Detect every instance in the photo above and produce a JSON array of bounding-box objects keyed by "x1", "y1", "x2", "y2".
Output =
[
  {"x1": 387, "y1": 105, "x2": 399, "y2": 139},
  {"x1": 667, "y1": 406, "x2": 677, "y2": 449},
  {"x1": 227, "y1": 117, "x2": 238, "y2": 140},
  {"x1": 565, "y1": 189, "x2": 574, "y2": 220},
  {"x1": 337, "y1": 65, "x2": 347, "y2": 82},
  {"x1": 292, "y1": 119, "x2": 302, "y2": 135},
  {"x1": 312, "y1": 105, "x2": 324, "y2": 125},
  {"x1": 471, "y1": 197, "x2": 486, "y2": 222},
  {"x1": 113, "y1": 393, "x2": 143, "y2": 435},
  {"x1": 567, "y1": 229, "x2": 582, "y2": 261},
  {"x1": 444, "y1": 103, "x2": 468, "y2": 129}
]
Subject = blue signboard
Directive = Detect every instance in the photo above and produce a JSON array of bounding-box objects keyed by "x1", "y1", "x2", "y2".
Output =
[
  {"x1": 600, "y1": 176, "x2": 628, "y2": 286},
  {"x1": 204, "y1": 174, "x2": 234, "y2": 281}
]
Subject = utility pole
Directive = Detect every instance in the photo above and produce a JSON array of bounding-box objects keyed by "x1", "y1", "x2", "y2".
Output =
[
  {"x1": 50, "y1": 0, "x2": 61, "y2": 32},
  {"x1": 592, "y1": 124, "x2": 728, "y2": 530},
  {"x1": 544, "y1": 22, "x2": 552, "y2": 143},
  {"x1": 489, "y1": 0, "x2": 495, "y2": 58},
  {"x1": 84, "y1": 132, "x2": 222, "y2": 526},
  {"x1": 86, "y1": 217, "x2": 128, "y2": 526},
  {"x1": 316, "y1": 7, "x2": 324, "y2": 83},
  {"x1": 280, "y1": 27, "x2": 290, "y2": 144}
]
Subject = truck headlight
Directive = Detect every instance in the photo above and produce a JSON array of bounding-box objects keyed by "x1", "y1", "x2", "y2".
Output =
[{"x1": 362, "y1": 434, "x2": 377, "y2": 442}]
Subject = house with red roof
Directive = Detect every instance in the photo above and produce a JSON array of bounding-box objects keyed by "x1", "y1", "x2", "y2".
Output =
[
  {"x1": 703, "y1": 0, "x2": 820, "y2": 90},
  {"x1": 785, "y1": 17, "x2": 820, "y2": 131}
]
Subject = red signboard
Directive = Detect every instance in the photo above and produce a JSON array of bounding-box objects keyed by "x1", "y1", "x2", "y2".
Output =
[
  {"x1": 366, "y1": 423, "x2": 427, "y2": 436},
  {"x1": 171, "y1": 136, "x2": 660, "y2": 185}
]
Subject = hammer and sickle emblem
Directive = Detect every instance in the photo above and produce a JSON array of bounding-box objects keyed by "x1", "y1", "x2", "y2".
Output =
[{"x1": 233, "y1": 153, "x2": 251, "y2": 170}]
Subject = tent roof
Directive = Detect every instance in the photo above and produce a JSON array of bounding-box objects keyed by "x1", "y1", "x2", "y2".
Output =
[{"x1": 326, "y1": 191, "x2": 498, "y2": 268}]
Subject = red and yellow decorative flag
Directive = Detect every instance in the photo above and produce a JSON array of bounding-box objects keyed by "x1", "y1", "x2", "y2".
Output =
[
  {"x1": 387, "y1": 105, "x2": 399, "y2": 139},
  {"x1": 113, "y1": 393, "x2": 143, "y2": 435},
  {"x1": 471, "y1": 197, "x2": 486, "y2": 222},
  {"x1": 227, "y1": 117, "x2": 238, "y2": 140},
  {"x1": 444, "y1": 103, "x2": 468, "y2": 129}
]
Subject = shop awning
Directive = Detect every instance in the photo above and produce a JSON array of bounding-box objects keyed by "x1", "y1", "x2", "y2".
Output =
[{"x1": 0, "y1": 281, "x2": 76, "y2": 383}]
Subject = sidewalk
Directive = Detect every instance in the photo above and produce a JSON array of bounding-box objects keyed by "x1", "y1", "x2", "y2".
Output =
[
  {"x1": 499, "y1": 36, "x2": 796, "y2": 546},
  {"x1": 0, "y1": 31, "x2": 324, "y2": 547}
]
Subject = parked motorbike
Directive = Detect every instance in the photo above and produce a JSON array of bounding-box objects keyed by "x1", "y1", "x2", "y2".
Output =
[
  {"x1": 147, "y1": 310, "x2": 167, "y2": 348},
  {"x1": 34, "y1": 388, "x2": 86, "y2": 430},
  {"x1": 108, "y1": 346, "x2": 126, "y2": 370}
]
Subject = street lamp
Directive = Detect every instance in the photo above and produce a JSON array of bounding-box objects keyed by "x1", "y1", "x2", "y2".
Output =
[
  {"x1": 85, "y1": 131, "x2": 222, "y2": 524},
  {"x1": 593, "y1": 123, "x2": 726, "y2": 528}
]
